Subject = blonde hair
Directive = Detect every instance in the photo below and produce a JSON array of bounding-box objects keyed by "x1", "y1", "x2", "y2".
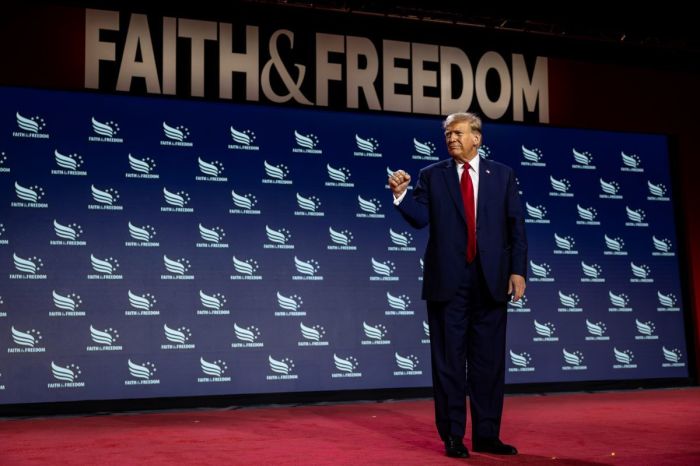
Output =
[{"x1": 443, "y1": 112, "x2": 482, "y2": 135}]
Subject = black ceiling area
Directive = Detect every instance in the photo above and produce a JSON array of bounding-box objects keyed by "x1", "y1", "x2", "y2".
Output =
[
  {"x1": 28, "y1": 0, "x2": 698, "y2": 52},
  {"x1": 19, "y1": 0, "x2": 700, "y2": 71},
  {"x1": 250, "y1": 1, "x2": 697, "y2": 51},
  {"x1": 238, "y1": 1, "x2": 699, "y2": 70}
]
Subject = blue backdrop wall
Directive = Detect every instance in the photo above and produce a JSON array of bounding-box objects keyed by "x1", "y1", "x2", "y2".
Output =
[{"x1": 0, "y1": 86, "x2": 689, "y2": 404}]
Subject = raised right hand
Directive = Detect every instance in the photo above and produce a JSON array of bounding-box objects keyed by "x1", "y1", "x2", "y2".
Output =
[{"x1": 388, "y1": 170, "x2": 411, "y2": 198}]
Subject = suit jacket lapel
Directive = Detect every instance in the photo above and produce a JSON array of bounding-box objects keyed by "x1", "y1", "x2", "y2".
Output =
[
  {"x1": 443, "y1": 158, "x2": 466, "y2": 222},
  {"x1": 477, "y1": 158, "x2": 490, "y2": 222}
]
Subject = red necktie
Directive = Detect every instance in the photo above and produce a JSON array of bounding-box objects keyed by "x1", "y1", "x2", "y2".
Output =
[{"x1": 460, "y1": 164, "x2": 476, "y2": 263}]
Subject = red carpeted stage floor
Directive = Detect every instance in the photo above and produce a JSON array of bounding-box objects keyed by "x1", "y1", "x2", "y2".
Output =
[{"x1": 1, "y1": 387, "x2": 699, "y2": 465}]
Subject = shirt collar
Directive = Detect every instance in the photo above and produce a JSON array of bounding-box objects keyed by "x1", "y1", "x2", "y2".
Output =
[{"x1": 458, "y1": 155, "x2": 480, "y2": 172}]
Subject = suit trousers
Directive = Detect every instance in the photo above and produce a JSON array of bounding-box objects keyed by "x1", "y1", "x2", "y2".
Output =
[{"x1": 426, "y1": 256, "x2": 507, "y2": 441}]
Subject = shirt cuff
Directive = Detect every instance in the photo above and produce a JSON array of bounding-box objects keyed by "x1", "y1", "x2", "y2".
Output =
[{"x1": 393, "y1": 190, "x2": 407, "y2": 205}]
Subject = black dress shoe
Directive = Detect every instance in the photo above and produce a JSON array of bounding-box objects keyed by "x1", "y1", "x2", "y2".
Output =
[
  {"x1": 472, "y1": 438, "x2": 518, "y2": 455},
  {"x1": 444, "y1": 436, "x2": 469, "y2": 458}
]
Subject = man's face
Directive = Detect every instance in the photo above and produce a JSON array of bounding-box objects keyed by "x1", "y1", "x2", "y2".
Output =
[{"x1": 445, "y1": 121, "x2": 480, "y2": 162}]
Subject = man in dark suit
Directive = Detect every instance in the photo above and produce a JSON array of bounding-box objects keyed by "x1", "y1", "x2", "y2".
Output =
[{"x1": 388, "y1": 112, "x2": 527, "y2": 458}]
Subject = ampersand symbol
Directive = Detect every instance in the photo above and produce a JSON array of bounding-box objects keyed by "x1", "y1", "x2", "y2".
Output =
[{"x1": 261, "y1": 30, "x2": 313, "y2": 105}]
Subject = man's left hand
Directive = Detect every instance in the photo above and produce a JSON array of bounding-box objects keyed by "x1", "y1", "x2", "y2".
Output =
[{"x1": 507, "y1": 274, "x2": 526, "y2": 302}]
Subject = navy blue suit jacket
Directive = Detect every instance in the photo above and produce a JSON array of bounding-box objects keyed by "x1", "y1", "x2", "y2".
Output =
[{"x1": 397, "y1": 157, "x2": 527, "y2": 302}]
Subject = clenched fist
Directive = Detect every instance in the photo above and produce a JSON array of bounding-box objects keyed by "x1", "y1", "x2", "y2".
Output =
[{"x1": 388, "y1": 170, "x2": 411, "y2": 198}]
